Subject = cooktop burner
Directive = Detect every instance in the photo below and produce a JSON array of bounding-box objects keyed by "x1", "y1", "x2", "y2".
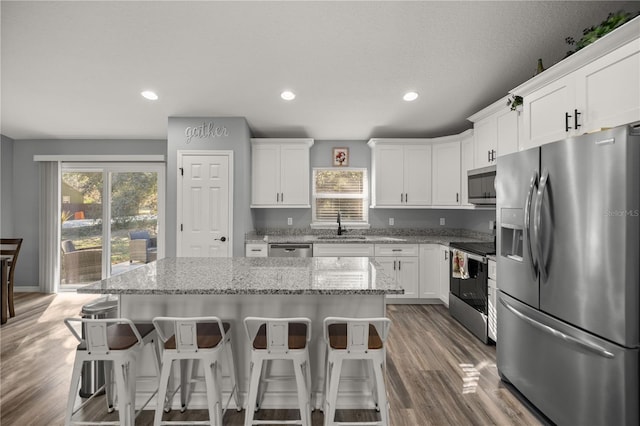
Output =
[{"x1": 449, "y1": 241, "x2": 496, "y2": 256}]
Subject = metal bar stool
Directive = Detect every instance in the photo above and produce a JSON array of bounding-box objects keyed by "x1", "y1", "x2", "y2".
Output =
[
  {"x1": 322, "y1": 317, "x2": 392, "y2": 426},
  {"x1": 152, "y1": 316, "x2": 240, "y2": 426},
  {"x1": 64, "y1": 318, "x2": 159, "y2": 426},
  {"x1": 243, "y1": 317, "x2": 312, "y2": 426}
]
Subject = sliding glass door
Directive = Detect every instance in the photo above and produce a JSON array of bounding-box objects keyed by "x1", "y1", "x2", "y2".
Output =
[{"x1": 60, "y1": 163, "x2": 164, "y2": 287}]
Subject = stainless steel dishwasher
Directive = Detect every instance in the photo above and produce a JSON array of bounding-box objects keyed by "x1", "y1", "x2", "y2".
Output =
[{"x1": 268, "y1": 243, "x2": 313, "y2": 257}]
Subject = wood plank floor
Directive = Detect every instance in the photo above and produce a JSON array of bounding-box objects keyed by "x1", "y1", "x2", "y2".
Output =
[{"x1": 1, "y1": 293, "x2": 544, "y2": 425}]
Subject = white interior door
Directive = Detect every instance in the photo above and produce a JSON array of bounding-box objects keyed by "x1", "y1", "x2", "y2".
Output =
[{"x1": 178, "y1": 151, "x2": 233, "y2": 257}]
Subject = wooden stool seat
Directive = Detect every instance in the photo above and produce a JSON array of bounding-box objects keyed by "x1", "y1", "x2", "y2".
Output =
[
  {"x1": 244, "y1": 317, "x2": 313, "y2": 426},
  {"x1": 253, "y1": 322, "x2": 308, "y2": 350},
  {"x1": 164, "y1": 322, "x2": 231, "y2": 350},
  {"x1": 107, "y1": 322, "x2": 155, "y2": 350},
  {"x1": 323, "y1": 317, "x2": 392, "y2": 426},
  {"x1": 64, "y1": 317, "x2": 159, "y2": 426},
  {"x1": 152, "y1": 316, "x2": 239, "y2": 426},
  {"x1": 327, "y1": 323, "x2": 383, "y2": 350}
]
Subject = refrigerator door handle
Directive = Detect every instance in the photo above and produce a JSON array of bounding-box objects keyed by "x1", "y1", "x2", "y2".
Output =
[
  {"x1": 534, "y1": 169, "x2": 549, "y2": 282},
  {"x1": 524, "y1": 170, "x2": 539, "y2": 280},
  {"x1": 499, "y1": 296, "x2": 615, "y2": 359}
]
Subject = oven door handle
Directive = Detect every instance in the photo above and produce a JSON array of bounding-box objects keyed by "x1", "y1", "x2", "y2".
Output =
[{"x1": 462, "y1": 252, "x2": 487, "y2": 263}]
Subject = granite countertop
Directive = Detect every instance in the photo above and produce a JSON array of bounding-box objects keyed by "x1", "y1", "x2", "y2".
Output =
[
  {"x1": 245, "y1": 230, "x2": 492, "y2": 246},
  {"x1": 78, "y1": 257, "x2": 403, "y2": 296}
]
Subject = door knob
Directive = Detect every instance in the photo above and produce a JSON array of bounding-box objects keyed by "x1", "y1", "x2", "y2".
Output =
[{"x1": 215, "y1": 236, "x2": 227, "y2": 242}]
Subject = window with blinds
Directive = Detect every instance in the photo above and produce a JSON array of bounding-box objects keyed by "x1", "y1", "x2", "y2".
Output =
[{"x1": 312, "y1": 168, "x2": 368, "y2": 224}]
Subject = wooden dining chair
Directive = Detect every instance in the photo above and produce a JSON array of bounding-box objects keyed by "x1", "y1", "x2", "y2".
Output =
[{"x1": 1, "y1": 238, "x2": 23, "y2": 318}]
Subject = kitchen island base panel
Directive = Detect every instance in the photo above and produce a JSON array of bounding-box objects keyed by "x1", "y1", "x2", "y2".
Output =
[{"x1": 120, "y1": 293, "x2": 386, "y2": 411}]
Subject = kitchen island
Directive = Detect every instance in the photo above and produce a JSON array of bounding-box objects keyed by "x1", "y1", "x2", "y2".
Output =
[{"x1": 78, "y1": 257, "x2": 402, "y2": 410}]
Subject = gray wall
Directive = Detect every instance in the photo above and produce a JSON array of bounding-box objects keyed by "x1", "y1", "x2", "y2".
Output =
[
  {"x1": 167, "y1": 117, "x2": 252, "y2": 257},
  {"x1": 1, "y1": 135, "x2": 15, "y2": 238},
  {"x1": 251, "y1": 140, "x2": 496, "y2": 233},
  {"x1": 9, "y1": 139, "x2": 165, "y2": 287}
]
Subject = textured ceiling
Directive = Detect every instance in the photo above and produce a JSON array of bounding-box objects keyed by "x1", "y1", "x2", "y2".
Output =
[{"x1": 2, "y1": 1, "x2": 639, "y2": 141}]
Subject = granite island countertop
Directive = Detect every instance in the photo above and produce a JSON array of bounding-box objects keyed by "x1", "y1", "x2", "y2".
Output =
[{"x1": 77, "y1": 257, "x2": 402, "y2": 296}]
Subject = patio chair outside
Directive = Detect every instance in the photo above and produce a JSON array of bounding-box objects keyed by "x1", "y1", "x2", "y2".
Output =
[
  {"x1": 61, "y1": 240, "x2": 102, "y2": 284},
  {"x1": 128, "y1": 230, "x2": 157, "y2": 264}
]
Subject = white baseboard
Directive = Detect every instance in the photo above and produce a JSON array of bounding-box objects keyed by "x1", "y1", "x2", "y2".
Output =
[{"x1": 14, "y1": 286, "x2": 41, "y2": 293}]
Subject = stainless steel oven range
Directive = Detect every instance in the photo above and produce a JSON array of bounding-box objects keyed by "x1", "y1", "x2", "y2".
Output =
[{"x1": 448, "y1": 241, "x2": 495, "y2": 344}]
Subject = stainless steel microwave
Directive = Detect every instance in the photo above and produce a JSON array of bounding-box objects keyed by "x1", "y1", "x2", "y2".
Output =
[{"x1": 467, "y1": 165, "x2": 496, "y2": 205}]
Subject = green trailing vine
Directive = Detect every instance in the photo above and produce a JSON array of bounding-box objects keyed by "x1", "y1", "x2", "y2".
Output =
[
  {"x1": 565, "y1": 10, "x2": 639, "y2": 57},
  {"x1": 507, "y1": 95, "x2": 523, "y2": 111}
]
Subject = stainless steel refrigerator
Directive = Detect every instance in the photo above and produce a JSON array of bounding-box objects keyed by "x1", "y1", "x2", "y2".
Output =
[{"x1": 496, "y1": 123, "x2": 640, "y2": 426}]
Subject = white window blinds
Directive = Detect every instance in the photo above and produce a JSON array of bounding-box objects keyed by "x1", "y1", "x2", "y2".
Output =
[{"x1": 313, "y1": 168, "x2": 368, "y2": 224}]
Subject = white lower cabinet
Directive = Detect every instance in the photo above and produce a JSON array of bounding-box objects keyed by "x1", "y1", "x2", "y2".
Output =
[
  {"x1": 419, "y1": 244, "x2": 450, "y2": 305},
  {"x1": 438, "y1": 245, "x2": 450, "y2": 306},
  {"x1": 313, "y1": 244, "x2": 374, "y2": 257},
  {"x1": 245, "y1": 243, "x2": 268, "y2": 257},
  {"x1": 418, "y1": 245, "x2": 439, "y2": 298},
  {"x1": 375, "y1": 244, "x2": 419, "y2": 300}
]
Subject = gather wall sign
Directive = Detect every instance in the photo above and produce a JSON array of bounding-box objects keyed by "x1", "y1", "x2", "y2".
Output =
[{"x1": 184, "y1": 121, "x2": 230, "y2": 144}]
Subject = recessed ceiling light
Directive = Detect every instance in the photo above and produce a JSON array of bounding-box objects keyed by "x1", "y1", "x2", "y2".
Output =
[
  {"x1": 281, "y1": 90, "x2": 296, "y2": 101},
  {"x1": 403, "y1": 91, "x2": 419, "y2": 102},
  {"x1": 141, "y1": 90, "x2": 158, "y2": 100}
]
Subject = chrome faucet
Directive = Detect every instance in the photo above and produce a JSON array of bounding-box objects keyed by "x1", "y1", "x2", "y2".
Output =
[{"x1": 337, "y1": 211, "x2": 345, "y2": 235}]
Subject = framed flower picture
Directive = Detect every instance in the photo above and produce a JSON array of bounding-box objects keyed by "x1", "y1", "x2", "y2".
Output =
[{"x1": 333, "y1": 147, "x2": 349, "y2": 167}]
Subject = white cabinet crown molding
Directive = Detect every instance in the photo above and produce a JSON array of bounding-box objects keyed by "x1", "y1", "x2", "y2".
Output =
[
  {"x1": 511, "y1": 15, "x2": 640, "y2": 97},
  {"x1": 467, "y1": 95, "x2": 512, "y2": 123},
  {"x1": 251, "y1": 138, "x2": 314, "y2": 147}
]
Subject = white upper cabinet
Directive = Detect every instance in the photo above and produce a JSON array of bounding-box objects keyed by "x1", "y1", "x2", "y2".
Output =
[
  {"x1": 431, "y1": 136, "x2": 461, "y2": 206},
  {"x1": 368, "y1": 139, "x2": 432, "y2": 208},
  {"x1": 574, "y1": 38, "x2": 640, "y2": 135},
  {"x1": 459, "y1": 130, "x2": 474, "y2": 206},
  {"x1": 521, "y1": 75, "x2": 574, "y2": 150},
  {"x1": 468, "y1": 95, "x2": 520, "y2": 168},
  {"x1": 251, "y1": 138, "x2": 314, "y2": 208},
  {"x1": 516, "y1": 20, "x2": 639, "y2": 149}
]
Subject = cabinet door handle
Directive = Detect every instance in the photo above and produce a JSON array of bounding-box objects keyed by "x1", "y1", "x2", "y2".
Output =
[
  {"x1": 488, "y1": 150, "x2": 491, "y2": 162},
  {"x1": 565, "y1": 112, "x2": 572, "y2": 131},
  {"x1": 405, "y1": 193, "x2": 408, "y2": 203},
  {"x1": 444, "y1": 250, "x2": 448, "y2": 260},
  {"x1": 393, "y1": 260, "x2": 397, "y2": 270},
  {"x1": 276, "y1": 193, "x2": 279, "y2": 202},
  {"x1": 574, "y1": 109, "x2": 581, "y2": 130},
  {"x1": 456, "y1": 192, "x2": 459, "y2": 203},
  {"x1": 281, "y1": 192, "x2": 284, "y2": 203},
  {"x1": 492, "y1": 150, "x2": 497, "y2": 161},
  {"x1": 398, "y1": 260, "x2": 401, "y2": 270}
]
